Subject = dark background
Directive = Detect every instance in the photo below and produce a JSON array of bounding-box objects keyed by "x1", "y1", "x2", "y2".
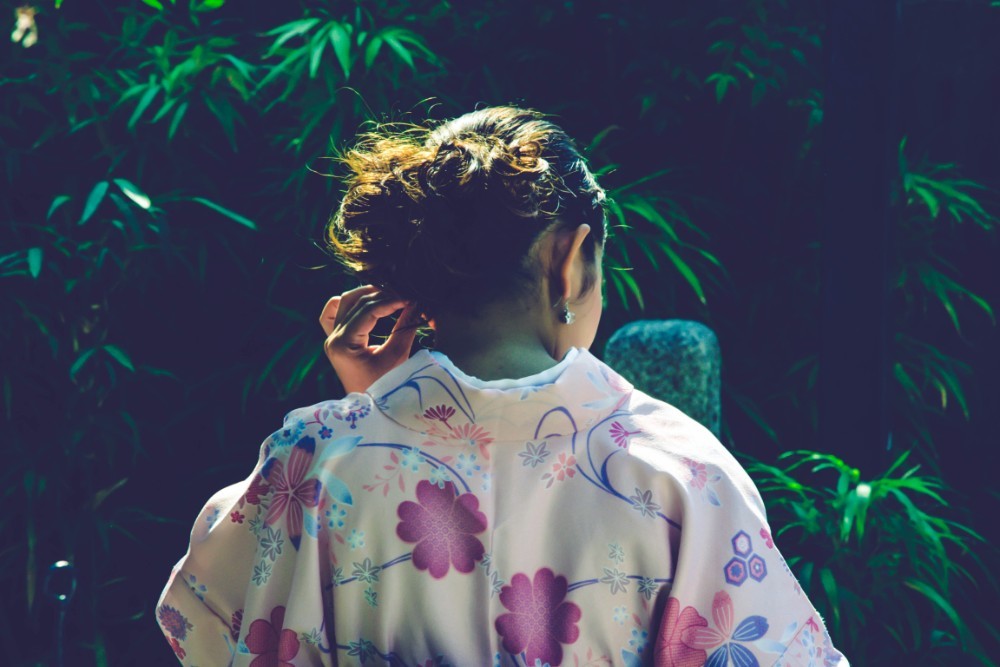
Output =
[{"x1": 2, "y1": 0, "x2": 997, "y2": 664}]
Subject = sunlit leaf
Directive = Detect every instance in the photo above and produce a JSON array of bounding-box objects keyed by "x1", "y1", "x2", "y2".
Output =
[{"x1": 113, "y1": 179, "x2": 151, "y2": 210}]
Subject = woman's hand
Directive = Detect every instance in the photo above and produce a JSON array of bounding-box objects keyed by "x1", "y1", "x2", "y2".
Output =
[{"x1": 319, "y1": 285, "x2": 421, "y2": 395}]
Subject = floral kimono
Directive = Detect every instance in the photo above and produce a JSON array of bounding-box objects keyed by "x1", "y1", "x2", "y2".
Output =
[{"x1": 157, "y1": 346, "x2": 848, "y2": 666}]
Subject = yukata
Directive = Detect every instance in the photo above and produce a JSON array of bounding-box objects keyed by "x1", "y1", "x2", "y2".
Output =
[{"x1": 157, "y1": 346, "x2": 848, "y2": 667}]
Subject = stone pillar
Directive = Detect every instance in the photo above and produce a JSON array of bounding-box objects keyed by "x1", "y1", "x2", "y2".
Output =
[{"x1": 604, "y1": 320, "x2": 721, "y2": 436}]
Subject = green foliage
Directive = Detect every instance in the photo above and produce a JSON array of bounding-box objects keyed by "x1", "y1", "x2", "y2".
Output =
[
  {"x1": 749, "y1": 450, "x2": 998, "y2": 665},
  {"x1": 892, "y1": 137, "x2": 998, "y2": 452}
]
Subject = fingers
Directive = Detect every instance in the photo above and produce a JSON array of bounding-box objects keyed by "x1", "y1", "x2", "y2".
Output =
[
  {"x1": 338, "y1": 295, "x2": 409, "y2": 351},
  {"x1": 324, "y1": 288, "x2": 410, "y2": 359},
  {"x1": 324, "y1": 284, "x2": 378, "y2": 330},
  {"x1": 377, "y1": 303, "x2": 421, "y2": 359}
]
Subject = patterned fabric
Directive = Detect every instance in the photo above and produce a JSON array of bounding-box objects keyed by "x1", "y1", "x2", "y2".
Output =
[{"x1": 157, "y1": 347, "x2": 849, "y2": 666}]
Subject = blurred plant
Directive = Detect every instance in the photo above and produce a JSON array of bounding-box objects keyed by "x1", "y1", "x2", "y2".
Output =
[
  {"x1": 749, "y1": 450, "x2": 998, "y2": 666},
  {"x1": 702, "y1": 0, "x2": 822, "y2": 107},
  {"x1": 585, "y1": 125, "x2": 726, "y2": 313},
  {"x1": 891, "y1": 137, "x2": 998, "y2": 454}
]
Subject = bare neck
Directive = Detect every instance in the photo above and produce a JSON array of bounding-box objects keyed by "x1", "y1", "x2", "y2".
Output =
[{"x1": 429, "y1": 299, "x2": 562, "y2": 381}]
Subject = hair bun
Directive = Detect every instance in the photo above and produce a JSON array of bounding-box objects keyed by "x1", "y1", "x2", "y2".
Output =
[{"x1": 326, "y1": 106, "x2": 608, "y2": 317}]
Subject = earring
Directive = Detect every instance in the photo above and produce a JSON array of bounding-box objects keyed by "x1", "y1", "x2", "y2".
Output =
[{"x1": 560, "y1": 302, "x2": 576, "y2": 325}]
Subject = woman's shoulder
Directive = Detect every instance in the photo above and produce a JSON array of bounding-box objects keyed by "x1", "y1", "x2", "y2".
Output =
[{"x1": 615, "y1": 386, "x2": 766, "y2": 516}]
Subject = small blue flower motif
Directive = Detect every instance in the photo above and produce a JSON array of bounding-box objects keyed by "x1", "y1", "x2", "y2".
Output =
[
  {"x1": 400, "y1": 447, "x2": 426, "y2": 473},
  {"x1": 335, "y1": 399, "x2": 371, "y2": 429},
  {"x1": 613, "y1": 605, "x2": 629, "y2": 625},
  {"x1": 532, "y1": 660, "x2": 552, "y2": 667},
  {"x1": 481, "y1": 473, "x2": 492, "y2": 492},
  {"x1": 493, "y1": 653, "x2": 502, "y2": 667},
  {"x1": 428, "y1": 465, "x2": 452, "y2": 489},
  {"x1": 325, "y1": 504, "x2": 348, "y2": 530},
  {"x1": 271, "y1": 418, "x2": 307, "y2": 448},
  {"x1": 629, "y1": 628, "x2": 649, "y2": 655},
  {"x1": 204, "y1": 507, "x2": 220, "y2": 528},
  {"x1": 455, "y1": 453, "x2": 481, "y2": 477},
  {"x1": 318, "y1": 425, "x2": 333, "y2": 440},
  {"x1": 187, "y1": 574, "x2": 207, "y2": 601},
  {"x1": 347, "y1": 529, "x2": 365, "y2": 550}
]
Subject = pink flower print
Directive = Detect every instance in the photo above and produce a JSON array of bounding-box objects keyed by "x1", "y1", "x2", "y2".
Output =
[
  {"x1": 542, "y1": 453, "x2": 577, "y2": 488},
  {"x1": 654, "y1": 597, "x2": 708, "y2": 667},
  {"x1": 495, "y1": 568, "x2": 582, "y2": 666},
  {"x1": 680, "y1": 591, "x2": 769, "y2": 665},
  {"x1": 423, "y1": 404, "x2": 456, "y2": 427},
  {"x1": 449, "y1": 423, "x2": 494, "y2": 460},
  {"x1": 760, "y1": 527, "x2": 774, "y2": 549},
  {"x1": 245, "y1": 605, "x2": 300, "y2": 667},
  {"x1": 396, "y1": 480, "x2": 487, "y2": 578},
  {"x1": 262, "y1": 436, "x2": 321, "y2": 550},
  {"x1": 609, "y1": 421, "x2": 640, "y2": 448},
  {"x1": 681, "y1": 457, "x2": 708, "y2": 490},
  {"x1": 230, "y1": 510, "x2": 245, "y2": 524}
]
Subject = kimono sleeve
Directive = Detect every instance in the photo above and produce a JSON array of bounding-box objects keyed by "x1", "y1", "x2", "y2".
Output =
[
  {"x1": 156, "y1": 409, "x2": 334, "y2": 666},
  {"x1": 652, "y1": 441, "x2": 850, "y2": 667}
]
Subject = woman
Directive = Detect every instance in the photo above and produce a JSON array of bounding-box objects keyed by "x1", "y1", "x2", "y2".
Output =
[{"x1": 157, "y1": 106, "x2": 848, "y2": 666}]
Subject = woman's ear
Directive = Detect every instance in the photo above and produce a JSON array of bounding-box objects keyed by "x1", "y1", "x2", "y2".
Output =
[{"x1": 554, "y1": 224, "x2": 593, "y2": 303}]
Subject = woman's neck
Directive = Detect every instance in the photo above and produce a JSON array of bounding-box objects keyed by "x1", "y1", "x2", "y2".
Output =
[{"x1": 429, "y1": 300, "x2": 562, "y2": 381}]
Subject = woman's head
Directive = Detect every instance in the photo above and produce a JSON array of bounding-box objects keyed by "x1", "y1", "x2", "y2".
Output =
[{"x1": 326, "y1": 106, "x2": 608, "y2": 357}]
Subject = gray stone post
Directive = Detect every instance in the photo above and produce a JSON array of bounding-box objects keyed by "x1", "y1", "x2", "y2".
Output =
[{"x1": 604, "y1": 320, "x2": 721, "y2": 436}]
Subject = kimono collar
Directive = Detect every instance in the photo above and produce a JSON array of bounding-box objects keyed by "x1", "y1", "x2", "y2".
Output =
[{"x1": 364, "y1": 347, "x2": 634, "y2": 441}]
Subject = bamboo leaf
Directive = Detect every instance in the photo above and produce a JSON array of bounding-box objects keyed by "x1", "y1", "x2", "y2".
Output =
[
  {"x1": 70, "y1": 349, "x2": 97, "y2": 377},
  {"x1": 382, "y1": 33, "x2": 415, "y2": 71},
  {"x1": 168, "y1": 101, "x2": 188, "y2": 141},
  {"x1": 79, "y1": 181, "x2": 109, "y2": 225},
  {"x1": 26, "y1": 248, "x2": 42, "y2": 279},
  {"x1": 308, "y1": 27, "x2": 328, "y2": 78},
  {"x1": 363, "y1": 35, "x2": 383, "y2": 70},
  {"x1": 128, "y1": 85, "x2": 160, "y2": 130},
  {"x1": 103, "y1": 345, "x2": 136, "y2": 372},
  {"x1": 113, "y1": 179, "x2": 151, "y2": 210},
  {"x1": 330, "y1": 23, "x2": 353, "y2": 79},
  {"x1": 660, "y1": 242, "x2": 706, "y2": 303},
  {"x1": 190, "y1": 197, "x2": 258, "y2": 230},
  {"x1": 47, "y1": 195, "x2": 71, "y2": 220}
]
